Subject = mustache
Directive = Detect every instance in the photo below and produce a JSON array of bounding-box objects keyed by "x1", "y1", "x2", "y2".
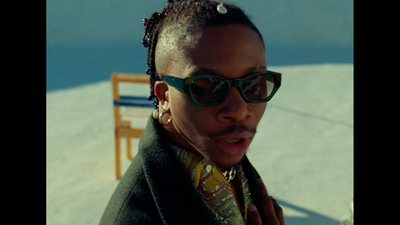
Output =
[{"x1": 207, "y1": 124, "x2": 257, "y2": 138}]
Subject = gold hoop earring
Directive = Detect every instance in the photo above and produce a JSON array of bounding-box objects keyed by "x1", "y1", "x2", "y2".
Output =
[{"x1": 159, "y1": 111, "x2": 172, "y2": 126}]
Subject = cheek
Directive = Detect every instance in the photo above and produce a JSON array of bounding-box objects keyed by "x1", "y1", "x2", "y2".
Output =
[
  {"x1": 247, "y1": 102, "x2": 267, "y2": 127},
  {"x1": 170, "y1": 89, "x2": 216, "y2": 133},
  {"x1": 169, "y1": 88, "x2": 192, "y2": 115},
  {"x1": 254, "y1": 103, "x2": 267, "y2": 121},
  {"x1": 256, "y1": 103, "x2": 267, "y2": 117}
]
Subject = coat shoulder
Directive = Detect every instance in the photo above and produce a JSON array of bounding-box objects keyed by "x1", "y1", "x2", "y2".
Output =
[{"x1": 99, "y1": 156, "x2": 163, "y2": 225}]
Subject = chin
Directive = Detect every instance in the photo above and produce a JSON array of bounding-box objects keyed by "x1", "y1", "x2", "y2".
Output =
[{"x1": 210, "y1": 152, "x2": 247, "y2": 170}]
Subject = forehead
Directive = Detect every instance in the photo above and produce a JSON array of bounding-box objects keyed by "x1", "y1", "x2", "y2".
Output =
[{"x1": 156, "y1": 24, "x2": 266, "y2": 78}]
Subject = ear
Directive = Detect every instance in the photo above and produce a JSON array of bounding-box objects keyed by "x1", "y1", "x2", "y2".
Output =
[{"x1": 154, "y1": 80, "x2": 170, "y2": 111}]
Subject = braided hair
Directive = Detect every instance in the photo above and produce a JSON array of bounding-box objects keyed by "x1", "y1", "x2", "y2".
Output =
[{"x1": 141, "y1": 0, "x2": 264, "y2": 108}]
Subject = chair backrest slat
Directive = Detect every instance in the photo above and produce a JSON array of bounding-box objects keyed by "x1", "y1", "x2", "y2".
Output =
[{"x1": 114, "y1": 96, "x2": 154, "y2": 108}]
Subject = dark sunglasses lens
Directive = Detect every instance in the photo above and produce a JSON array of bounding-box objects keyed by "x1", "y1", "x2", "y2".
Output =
[
  {"x1": 190, "y1": 77, "x2": 228, "y2": 104},
  {"x1": 240, "y1": 75, "x2": 276, "y2": 101}
]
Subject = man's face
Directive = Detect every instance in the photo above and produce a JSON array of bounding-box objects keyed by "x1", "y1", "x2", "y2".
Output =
[{"x1": 155, "y1": 24, "x2": 267, "y2": 169}]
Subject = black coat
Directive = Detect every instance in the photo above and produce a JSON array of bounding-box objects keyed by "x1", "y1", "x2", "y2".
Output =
[{"x1": 99, "y1": 116, "x2": 264, "y2": 225}]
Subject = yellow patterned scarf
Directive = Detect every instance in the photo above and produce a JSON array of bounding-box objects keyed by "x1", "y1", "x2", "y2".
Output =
[{"x1": 171, "y1": 145, "x2": 253, "y2": 225}]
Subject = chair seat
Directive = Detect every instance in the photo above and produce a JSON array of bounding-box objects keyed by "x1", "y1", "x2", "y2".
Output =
[
  {"x1": 120, "y1": 106, "x2": 154, "y2": 120},
  {"x1": 116, "y1": 126, "x2": 145, "y2": 138}
]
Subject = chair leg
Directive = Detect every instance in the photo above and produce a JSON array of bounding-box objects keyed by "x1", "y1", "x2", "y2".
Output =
[
  {"x1": 127, "y1": 137, "x2": 132, "y2": 159},
  {"x1": 115, "y1": 136, "x2": 121, "y2": 180}
]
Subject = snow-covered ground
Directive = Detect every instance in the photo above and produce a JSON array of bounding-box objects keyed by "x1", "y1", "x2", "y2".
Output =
[{"x1": 46, "y1": 63, "x2": 353, "y2": 225}]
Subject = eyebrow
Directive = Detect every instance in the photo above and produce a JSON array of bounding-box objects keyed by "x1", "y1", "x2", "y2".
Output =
[
  {"x1": 246, "y1": 65, "x2": 267, "y2": 74},
  {"x1": 191, "y1": 65, "x2": 267, "y2": 77}
]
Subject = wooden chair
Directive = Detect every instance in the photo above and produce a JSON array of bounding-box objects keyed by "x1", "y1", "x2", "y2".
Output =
[{"x1": 111, "y1": 72, "x2": 154, "y2": 179}]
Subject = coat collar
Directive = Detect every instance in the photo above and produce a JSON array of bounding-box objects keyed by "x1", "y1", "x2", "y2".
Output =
[
  {"x1": 138, "y1": 115, "x2": 263, "y2": 224},
  {"x1": 138, "y1": 116, "x2": 219, "y2": 224}
]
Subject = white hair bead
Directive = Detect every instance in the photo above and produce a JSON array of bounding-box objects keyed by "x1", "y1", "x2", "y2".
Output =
[{"x1": 217, "y1": 2, "x2": 227, "y2": 14}]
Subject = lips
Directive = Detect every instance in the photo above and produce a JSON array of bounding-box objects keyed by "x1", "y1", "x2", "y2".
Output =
[
  {"x1": 215, "y1": 131, "x2": 253, "y2": 157},
  {"x1": 224, "y1": 138, "x2": 242, "y2": 144}
]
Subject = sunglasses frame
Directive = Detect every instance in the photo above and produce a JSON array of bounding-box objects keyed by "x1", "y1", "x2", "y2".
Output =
[{"x1": 162, "y1": 70, "x2": 282, "y2": 107}]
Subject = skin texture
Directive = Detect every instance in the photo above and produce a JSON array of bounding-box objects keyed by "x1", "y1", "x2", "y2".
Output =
[
  {"x1": 155, "y1": 24, "x2": 284, "y2": 225},
  {"x1": 155, "y1": 24, "x2": 267, "y2": 169}
]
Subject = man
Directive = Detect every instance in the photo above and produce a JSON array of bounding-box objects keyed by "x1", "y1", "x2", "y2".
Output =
[{"x1": 100, "y1": 1, "x2": 284, "y2": 224}]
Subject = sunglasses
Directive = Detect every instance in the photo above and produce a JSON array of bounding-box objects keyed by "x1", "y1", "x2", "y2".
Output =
[{"x1": 162, "y1": 70, "x2": 281, "y2": 107}]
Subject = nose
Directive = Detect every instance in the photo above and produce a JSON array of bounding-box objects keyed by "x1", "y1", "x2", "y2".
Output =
[{"x1": 217, "y1": 87, "x2": 253, "y2": 122}]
